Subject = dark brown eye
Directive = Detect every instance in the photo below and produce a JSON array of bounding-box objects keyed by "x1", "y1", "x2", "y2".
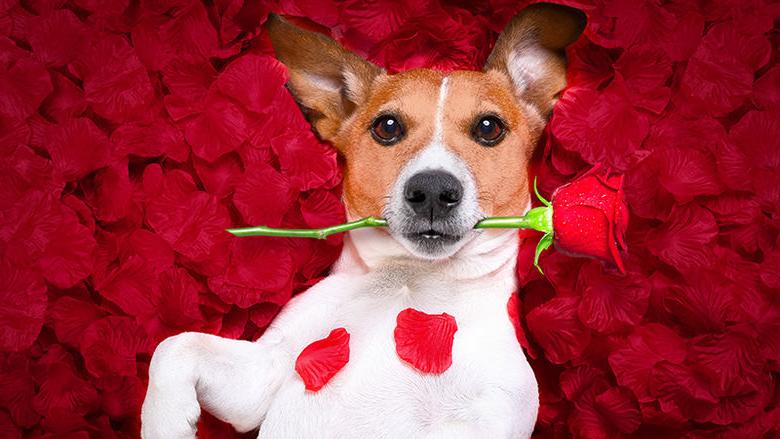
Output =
[
  {"x1": 371, "y1": 115, "x2": 404, "y2": 145},
  {"x1": 472, "y1": 115, "x2": 506, "y2": 146}
]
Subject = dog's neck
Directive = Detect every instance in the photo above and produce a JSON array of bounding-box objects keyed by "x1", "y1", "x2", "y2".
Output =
[{"x1": 332, "y1": 228, "x2": 520, "y2": 282}]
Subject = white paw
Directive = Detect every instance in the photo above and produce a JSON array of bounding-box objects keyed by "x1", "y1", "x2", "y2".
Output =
[{"x1": 141, "y1": 383, "x2": 201, "y2": 439}]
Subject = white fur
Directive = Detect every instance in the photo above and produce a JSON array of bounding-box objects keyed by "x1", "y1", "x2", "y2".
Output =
[
  {"x1": 142, "y1": 77, "x2": 539, "y2": 439},
  {"x1": 142, "y1": 228, "x2": 537, "y2": 439}
]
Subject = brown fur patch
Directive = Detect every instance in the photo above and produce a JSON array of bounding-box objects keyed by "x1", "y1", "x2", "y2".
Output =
[
  {"x1": 333, "y1": 70, "x2": 445, "y2": 218},
  {"x1": 333, "y1": 70, "x2": 541, "y2": 218}
]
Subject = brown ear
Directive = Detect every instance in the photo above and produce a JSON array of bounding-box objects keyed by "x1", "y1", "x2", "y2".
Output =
[
  {"x1": 265, "y1": 14, "x2": 384, "y2": 140},
  {"x1": 484, "y1": 3, "x2": 586, "y2": 118}
]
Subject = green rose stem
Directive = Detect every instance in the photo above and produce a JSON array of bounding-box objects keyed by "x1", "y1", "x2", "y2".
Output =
[
  {"x1": 226, "y1": 180, "x2": 556, "y2": 273},
  {"x1": 226, "y1": 208, "x2": 552, "y2": 239}
]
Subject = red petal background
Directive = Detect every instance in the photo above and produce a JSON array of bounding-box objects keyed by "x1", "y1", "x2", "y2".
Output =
[{"x1": 0, "y1": 0, "x2": 778, "y2": 437}]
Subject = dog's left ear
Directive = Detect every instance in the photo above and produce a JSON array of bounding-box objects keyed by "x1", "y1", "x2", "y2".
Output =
[
  {"x1": 265, "y1": 14, "x2": 385, "y2": 141},
  {"x1": 484, "y1": 3, "x2": 586, "y2": 119}
]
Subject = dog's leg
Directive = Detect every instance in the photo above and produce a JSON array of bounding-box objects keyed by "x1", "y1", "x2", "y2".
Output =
[
  {"x1": 141, "y1": 331, "x2": 287, "y2": 439},
  {"x1": 141, "y1": 274, "x2": 354, "y2": 438}
]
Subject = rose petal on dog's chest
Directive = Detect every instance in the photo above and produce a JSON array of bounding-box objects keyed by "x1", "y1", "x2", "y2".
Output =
[
  {"x1": 394, "y1": 308, "x2": 458, "y2": 374},
  {"x1": 295, "y1": 328, "x2": 350, "y2": 391}
]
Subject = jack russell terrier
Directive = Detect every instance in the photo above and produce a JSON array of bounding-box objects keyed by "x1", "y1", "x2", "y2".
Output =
[{"x1": 141, "y1": 3, "x2": 586, "y2": 438}]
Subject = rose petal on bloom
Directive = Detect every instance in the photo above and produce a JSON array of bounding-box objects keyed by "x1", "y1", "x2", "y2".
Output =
[
  {"x1": 295, "y1": 328, "x2": 350, "y2": 391},
  {"x1": 527, "y1": 297, "x2": 591, "y2": 364},
  {"x1": 394, "y1": 308, "x2": 458, "y2": 374},
  {"x1": 79, "y1": 316, "x2": 149, "y2": 378}
]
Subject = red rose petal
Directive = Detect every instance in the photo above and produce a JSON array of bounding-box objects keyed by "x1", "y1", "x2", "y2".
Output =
[
  {"x1": 526, "y1": 297, "x2": 591, "y2": 365},
  {"x1": 0, "y1": 354, "x2": 39, "y2": 428},
  {"x1": 79, "y1": 316, "x2": 149, "y2": 378},
  {"x1": 43, "y1": 117, "x2": 111, "y2": 182},
  {"x1": 576, "y1": 262, "x2": 650, "y2": 333},
  {"x1": 0, "y1": 58, "x2": 53, "y2": 120},
  {"x1": 507, "y1": 292, "x2": 531, "y2": 352},
  {"x1": 295, "y1": 328, "x2": 350, "y2": 391},
  {"x1": 0, "y1": 262, "x2": 46, "y2": 352},
  {"x1": 608, "y1": 324, "x2": 687, "y2": 402},
  {"x1": 394, "y1": 308, "x2": 457, "y2": 374}
]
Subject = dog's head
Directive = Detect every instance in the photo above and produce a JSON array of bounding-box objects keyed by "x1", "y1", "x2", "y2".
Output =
[{"x1": 266, "y1": 3, "x2": 585, "y2": 260}]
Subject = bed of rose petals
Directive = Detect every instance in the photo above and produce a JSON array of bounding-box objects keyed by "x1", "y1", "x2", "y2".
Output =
[{"x1": 0, "y1": 0, "x2": 778, "y2": 437}]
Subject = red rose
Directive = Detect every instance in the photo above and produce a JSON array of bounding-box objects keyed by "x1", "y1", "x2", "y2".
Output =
[{"x1": 551, "y1": 164, "x2": 628, "y2": 273}]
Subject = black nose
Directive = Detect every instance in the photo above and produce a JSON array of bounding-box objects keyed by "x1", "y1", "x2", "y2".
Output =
[{"x1": 403, "y1": 170, "x2": 463, "y2": 220}]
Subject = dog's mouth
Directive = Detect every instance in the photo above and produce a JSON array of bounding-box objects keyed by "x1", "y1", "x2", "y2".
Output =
[
  {"x1": 404, "y1": 228, "x2": 462, "y2": 243},
  {"x1": 394, "y1": 219, "x2": 473, "y2": 259}
]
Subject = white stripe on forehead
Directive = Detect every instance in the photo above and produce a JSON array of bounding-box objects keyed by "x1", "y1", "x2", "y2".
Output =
[{"x1": 433, "y1": 76, "x2": 449, "y2": 144}]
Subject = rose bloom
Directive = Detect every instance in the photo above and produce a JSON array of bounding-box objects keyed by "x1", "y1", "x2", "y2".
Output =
[{"x1": 551, "y1": 165, "x2": 628, "y2": 272}]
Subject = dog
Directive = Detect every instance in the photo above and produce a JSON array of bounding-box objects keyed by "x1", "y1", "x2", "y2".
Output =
[{"x1": 141, "y1": 3, "x2": 585, "y2": 438}]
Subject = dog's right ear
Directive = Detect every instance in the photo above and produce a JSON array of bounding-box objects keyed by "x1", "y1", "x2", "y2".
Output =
[{"x1": 265, "y1": 14, "x2": 384, "y2": 140}]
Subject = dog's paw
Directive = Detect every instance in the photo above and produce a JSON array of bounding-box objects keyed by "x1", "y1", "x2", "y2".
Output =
[{"x1": 141, "y1": 383, "x2": 201, "y2": 439}]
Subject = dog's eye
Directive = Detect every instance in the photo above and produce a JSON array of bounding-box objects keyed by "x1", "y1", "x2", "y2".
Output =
[
  {"x1": 472, "y1": 116, "x2": 506, "y2": 146},
  {"x1": 371, "y1": 115, "x2": 404, "y2": 145}
]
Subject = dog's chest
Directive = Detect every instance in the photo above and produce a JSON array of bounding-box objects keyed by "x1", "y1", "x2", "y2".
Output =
[{"x1": 259, "y1": 268, "x2": 534, "y2": 438}]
